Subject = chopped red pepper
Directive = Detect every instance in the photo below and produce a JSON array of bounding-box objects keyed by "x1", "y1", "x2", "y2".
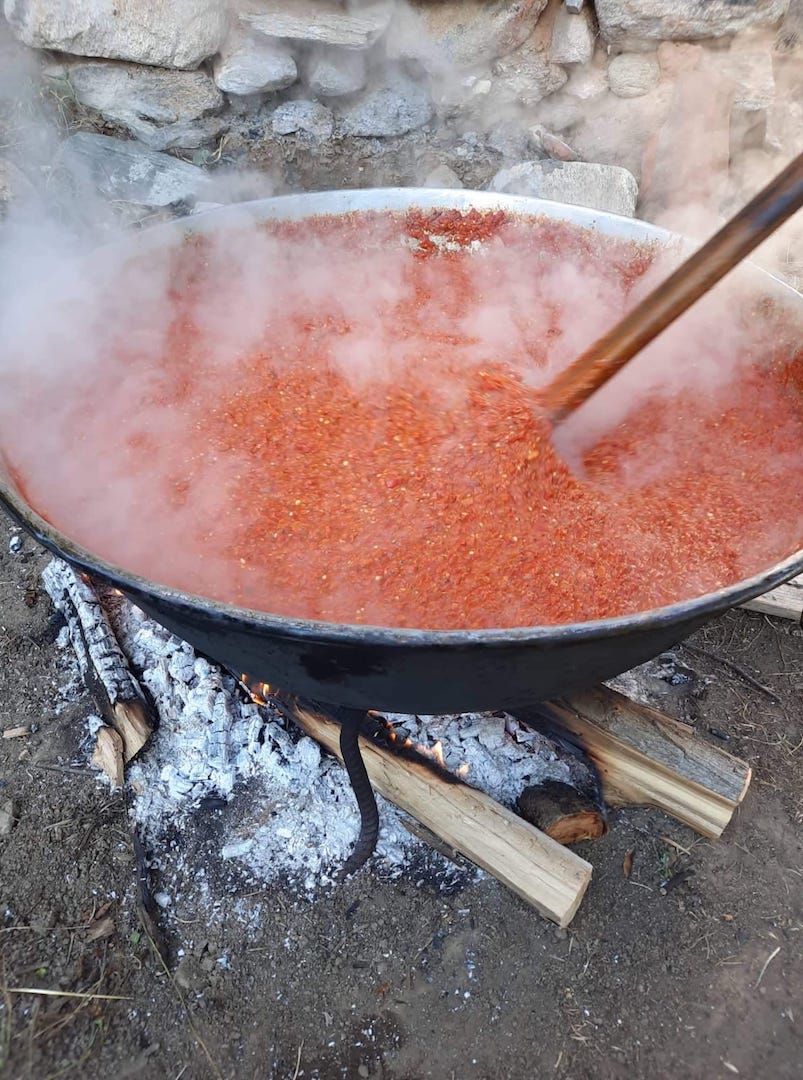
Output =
[{"x1": 5, "y1": 210, "x2": 801, "y2": 629}]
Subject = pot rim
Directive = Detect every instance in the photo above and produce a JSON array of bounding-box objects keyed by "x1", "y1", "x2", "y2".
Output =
[{"x1": 2, "y1": 187, "x2": 801, "y2": 646}]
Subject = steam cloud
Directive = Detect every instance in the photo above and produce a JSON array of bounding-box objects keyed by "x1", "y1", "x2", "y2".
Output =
[{"x1": 0, "y1": 7, "x2": 801, "y2": 627}]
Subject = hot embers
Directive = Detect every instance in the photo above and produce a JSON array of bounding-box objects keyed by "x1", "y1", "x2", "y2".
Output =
[{"x1": 3, "y1": 209, "x2": 802, "y2": 629}]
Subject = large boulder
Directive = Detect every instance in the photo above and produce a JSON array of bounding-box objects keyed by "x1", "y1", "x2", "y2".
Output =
[
  {"x1": 640, "y1": 69, "x2": 733, "y2": 231},
  {"x1": 306, "y1": 47, "x2": 367, "y2": 97},
  {"x1": 392, "y1": 0, "x2": 549, "y2": 67},
  {"x1": 336, "y1": 68, "x2": 433, "y2": 137},
  {"x1": 491, "y1": 159, "x2": 639, "y2": 217},
  {"x1": 775, "y1": 0, "x2": 802, "y2": 52},
  {"x1": 61, "y1": 132, "x2": 212, "y2": 207},
  {"x1": 271, "y1": 100, "x2": 334, "y2": 140},
  {"x1": 241, "y1": 0, "x2": 393, "y2": 49},
  {"x1": 550, "y1": 3, "x2": 596, "y2": 66},
  {"x1": 595, "y1": 0, "x2": 790, "y2": 48},
  {"x1": 46, "y1": 60, "x2": 225, "y2": 151},
  {"x1": 705, "y1": 42, "x2": 775, "y2": 113},
  {"x1": 213, "y1": 32, "x2": 297, "y2": 96},
  {"x1": 607, "y1": 52, "x2": 660, "y2": 98},
  {"x1": 3, "y1": 0, "x2": 227, "y2": 69},
  {"x1": 0, "y1": 158, "x2": 36, "y2": 213},
  {"x1": 492, "y1": 9, "x2": 568, "y2": 106}
]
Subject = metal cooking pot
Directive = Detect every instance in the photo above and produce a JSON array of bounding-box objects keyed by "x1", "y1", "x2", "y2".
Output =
[{"x1": 2, "y1": 189, "x2": 801, "y2": 713}]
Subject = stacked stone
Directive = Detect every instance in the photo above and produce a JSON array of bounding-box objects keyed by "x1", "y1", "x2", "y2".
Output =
[{"x1": 0, "y1": 1, "x2": 798, "y2": 222}]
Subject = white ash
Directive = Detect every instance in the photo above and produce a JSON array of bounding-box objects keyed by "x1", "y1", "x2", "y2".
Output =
[
  {"x1": 86, "y1": 713, "x2": 105, "y2": 736},
  {"x1": 109, "y1": 583, "x2": 575, "y2": 892},
  {"x1": 380, "y1": 712, "x2": 575, "y2": 805},
  {"x1": 42, "y1": 559, "x2": 692, "y2": 902},
  {"x1": 42, "y1": 560, "x2": 606, "y2": 896},
  {"x1": 101, "y1": 592, "x2": 416, "y2": 890},
  {"x1": 42, "y1": 558, "x2": 142, "y2": 707},
  {"x1": 53, "y1": 626, "x2": 86, "y2": 714}
]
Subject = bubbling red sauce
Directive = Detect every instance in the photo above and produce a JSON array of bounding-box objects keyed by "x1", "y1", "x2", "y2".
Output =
[{"x1": 3, "y1": 209, "x2": 802, "y2": 629}]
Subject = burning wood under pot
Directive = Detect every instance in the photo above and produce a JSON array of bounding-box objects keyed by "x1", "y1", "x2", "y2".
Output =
[{"x1": 42, "y1": 559, "x2": 753, "y2": 928}]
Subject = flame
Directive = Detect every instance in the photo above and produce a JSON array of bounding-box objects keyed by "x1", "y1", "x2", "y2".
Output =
[
  {"x1": 236, "y1": 692, "x2": 472, "y2": 780},
  {"x1": 413, "y1": 738, "x2": 447, "y2": 768},
  {"x1": 240, "y1": 673, "x2": 272, "y2": 706}
]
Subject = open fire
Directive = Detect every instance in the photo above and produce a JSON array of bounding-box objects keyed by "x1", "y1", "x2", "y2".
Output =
[
  {"x1": 241, "y1": 675, "x2": 466, "y2": 778},
  {"x1": 41, "y1": 557, "x2": 754, "y2": 927}
]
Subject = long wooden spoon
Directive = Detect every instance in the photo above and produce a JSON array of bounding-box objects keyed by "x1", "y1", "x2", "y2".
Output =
[{"x1": 539, "y1": 151, "x2": 803, "y2": 422}]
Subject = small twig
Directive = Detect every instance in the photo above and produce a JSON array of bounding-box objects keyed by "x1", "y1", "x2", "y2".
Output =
[
  {"x1": 3, "y1": 988, "x2": 128, "y2": 1001},
  {"x1": 660, "y1": 836, "x2": 693, "y2": 856},
  {"x1": 139, "y1": 911, "x2": 223, "y2": 1080},
  {"x1": 754, "y1": 945, "x2": 781, "y2": 989},
  {"x1": 291, "y1": 1041, "x2": 304, "y2": 1080},
  {"x1": 134, "y1": 831, "x2": 169, "y2": 966},
  {"x1": 683, "y1": 644, "x2": 779, "y2": 701}
]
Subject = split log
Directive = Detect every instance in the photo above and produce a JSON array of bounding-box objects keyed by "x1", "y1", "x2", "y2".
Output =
[
  {"x1": 398, "y1": 819, "x2": 464, "y2": 866},
  {"x1": 740, "y1": 574, "x2": 803, "y2": 624},
  {"x1": 42, "y1": 559, "x2": 152, "y2": 761},
  {"x1": 517, "y1": 781, "x2": 607, "y2": 845},
  {"x1": 109, "y1": 700, "x2": 152, "y2": 762},
  {"x1": 290, "y1": 702, "x2": 592, "y2": 927},
  {"x1": 535, "y1": 687, "x2": 751, "y2": 839},
  {"x1": 91, "y1": 726, "x2": 125, "y2": 789}
]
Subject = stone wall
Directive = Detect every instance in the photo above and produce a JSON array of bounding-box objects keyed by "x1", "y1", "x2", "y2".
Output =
[{"x1": 1, "y1": 0, "x2": 801, "y2": 250}]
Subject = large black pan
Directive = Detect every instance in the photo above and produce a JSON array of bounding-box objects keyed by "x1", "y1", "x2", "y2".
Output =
[{"x1": 2, "y1": 189, "x2": 801, "y2": 714}]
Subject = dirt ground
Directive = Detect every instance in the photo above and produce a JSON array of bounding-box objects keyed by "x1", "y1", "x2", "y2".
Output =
[
  {"x1": 1, "y1": 81, "x2": 802, "y2": 1076},
  {"x1": 1, "y1": 508, "x2": 802, "y2": 1080}
]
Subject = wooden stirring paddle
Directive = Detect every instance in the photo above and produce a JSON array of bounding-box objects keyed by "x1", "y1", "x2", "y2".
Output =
[{"x1": 540, "y1": 151, "x2": 803, "y2": 422}]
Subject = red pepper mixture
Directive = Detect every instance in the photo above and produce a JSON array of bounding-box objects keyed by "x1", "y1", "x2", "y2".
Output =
[{"x1": 4, "y1": 210, "x2": 802, "y2": 629}]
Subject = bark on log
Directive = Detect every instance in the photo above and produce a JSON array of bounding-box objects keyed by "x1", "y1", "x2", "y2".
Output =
[
  {"x1": 535, "y1": 687, "x2": 751, "y2": 838},
  {"x1": 42, "y1": 559, "x2": 153, "y2": 761},
  {"x1": 290, "y1": 701, "x2": 592, "y2": 927},
  {"x1": 517, "y1": 780, "x2": 607, "y2": 845}
]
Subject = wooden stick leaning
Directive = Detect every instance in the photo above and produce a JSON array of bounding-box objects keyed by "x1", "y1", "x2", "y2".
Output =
[
  {"x1": 534, "y1": 686, "x2": 752, "y2": 839},
  {"x1": 290, "y1": 701, "x2": 593, "y2": 928},
  {"x1": 539, "y1": 151, "x2": 803, "y2": 420}
]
